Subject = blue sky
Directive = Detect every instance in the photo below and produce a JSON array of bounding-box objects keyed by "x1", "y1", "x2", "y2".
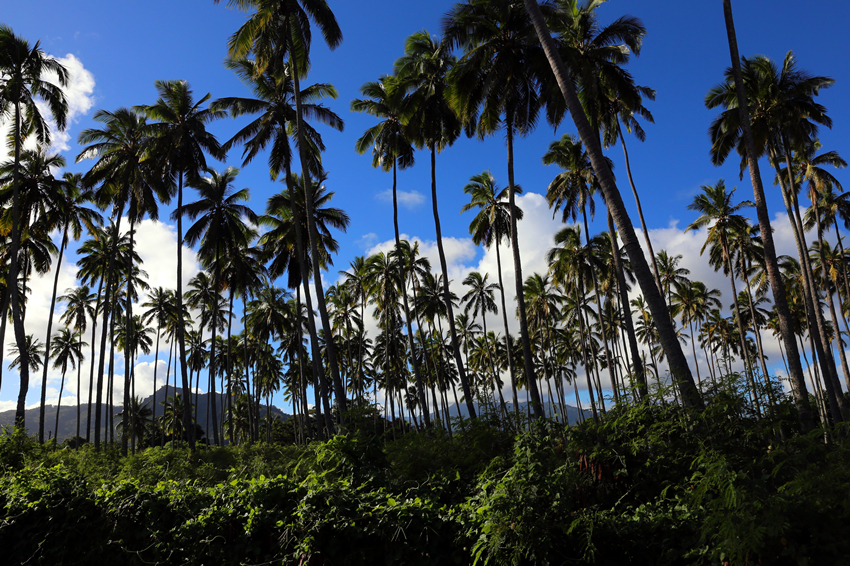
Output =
[{"x1": 2, "y1": 0, "x2": 850, "y2": 415}]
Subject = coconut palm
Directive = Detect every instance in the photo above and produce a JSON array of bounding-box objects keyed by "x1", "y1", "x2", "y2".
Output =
[
  {"x1": 48, "y1": 328, "x2": 85, "y2": 443},
  {"x1": 218, "y1": 0, "x2": 347, "y2": 423},
  {"x1": 0, "y1": 26, "x2": 68, "y2": 427},
  {"x1": 136, "y1": 79, "x2": 224, "y2": 448},
  {"x1": 461, "y1": 170, "x2": 524, "y2": 419},
  {"x1": 392, "y1": 30, "x2": 476, "y2": 420},
  {"x1": 686, "y1": 181, "x2": 762, "y2": 408},
  {"x1": 522, "y1": 0, "x2": 701, "y2": 408},
  {"x1": 444, "y1": 1, "x2": 553, "y2": 417},
  {"x1": 58, "y1": 285, "x2": 95, "y2": 440},
  {"x1": 33, "y1": 173, "x2": 101, "y2": 442}
]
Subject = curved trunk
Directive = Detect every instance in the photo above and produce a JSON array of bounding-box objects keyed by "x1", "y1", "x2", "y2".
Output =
[
  {"x1": 53, "y1": 368, "x2": 67, "y2": 444},
  {"x1": 524, "y1": 1, "x2": 701, "y2": 409},
  {"x1": 39, "y1": 225, "x2": 68, "y2": 442},
  {"x1": 10, "y1": 101, "x2": 30, "y2": 428},
  {"x1": 618, "y1": 127, "x2": 664, "y2": 296}
]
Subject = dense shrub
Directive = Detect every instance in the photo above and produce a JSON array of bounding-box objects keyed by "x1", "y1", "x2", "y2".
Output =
[{"x1": 2, "y1": 406, "x2": 850, "y2": 565}]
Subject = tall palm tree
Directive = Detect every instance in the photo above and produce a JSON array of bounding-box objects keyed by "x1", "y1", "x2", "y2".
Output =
[
  {"x1": 138, "y1": 80, "x2": 224, "y2": 448},
  {"x1": 670, "y1": 281, "x2": 721, "y2": 388},
  {"x1": 686, "y1": 181, "x2": 760, "y2": 407},
  {"x1": 394, "y1": 30, "x2": 476, "y2": 419},
  {"x1": 48, "y1": 328, "x2": 84, "y2": 443},
  {"x1": 708, "y1": 10, "x2": 827, "y2": 428},
  {"x1": 352, "y1": 74, "x2": 431, "y2": 426},
  {"x1": 522, "y1": 0, "x2": 702, "y2": 408},
  {"x1": 461, "y1": 171, "x2": 523, "y2": 416},
  {"x1": 0, "y1": 25, "x2": 68, "y2": 427},
  {"x1": 444, "y1": 2, "x2": 554, "y2": 417},
  {"x1": 76, "y1": 107, "x2": 162, "y2": 450},
  {"x1": 58, "y1": 285, "x2": 95, "y2": 440},
  {"x1": 36, "y1": 173, "x2": 101, "y2": 443},
  {"x1": 219, "y1": 0, "x2": 347, "y2": 423}
]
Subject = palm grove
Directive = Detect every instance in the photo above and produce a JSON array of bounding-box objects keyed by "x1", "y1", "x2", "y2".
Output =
[{"x1": 0, "y1": 0, "x2": 847, "y2": 452}]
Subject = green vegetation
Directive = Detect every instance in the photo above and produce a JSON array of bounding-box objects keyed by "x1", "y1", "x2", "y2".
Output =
[{"x1": 3, "y1": 396, "x2": 850, "y2": 565}]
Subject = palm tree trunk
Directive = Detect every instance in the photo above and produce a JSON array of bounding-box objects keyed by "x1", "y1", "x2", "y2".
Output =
[
  {"x1": 494, "y1": 241, "x2": 521, "y2": 422},
  {"x1": 716, "y1": 0, "x2": 813, "y2": 429},
  {"x1": 284, "y1": 10, "x2": 346, "y2": 424},
  {"x1": 722, "y1": 240, "x2": 761, "y2": 414},
  {"x1": 617, "y1": 127, "x2": 663, "y2": 295},
  {"x1": 427, "y1": 144, "x2": 477, "y2": 419},
  {"x1": 94, "y1": 212, "x2": 124, "y2": 450},
  {"x1": 174, "y1": 173, "x2": 195, "y2": 449},
  {"x1": 505, "y1": 114, "x2": 544, "y2": 419},
  {"x1": 772, "y1": 155, "x2": 846, "y2": 423},
  {"x1": 525, "y1": 0, "x2": 701, "y2": 409},
  {"x1": 392, "y1": 159, "x2": 431, "y2": 428},
  {"x1": 75, "y1": 328, "x2": 83, "y2": 441},
  {"x1": 39, "y1": 226, "x2": 68, "y2": 443},
  {"x1": 9, "y1": 101, "x2": 30, "y2": 429},
  {"x1": 575, "y1": 289, "x2": 599, "y2": 421},
  {"x1": 122, "y1": 219, "x2": 135, "y2": 455},
  {"x1": 86, "y1": 277, "x2": 103, "y2": 442}
]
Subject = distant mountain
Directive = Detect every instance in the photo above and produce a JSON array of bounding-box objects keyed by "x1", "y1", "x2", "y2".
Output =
[{"x1": 0, "y1": 387, "x2": 289, "y2": 443}]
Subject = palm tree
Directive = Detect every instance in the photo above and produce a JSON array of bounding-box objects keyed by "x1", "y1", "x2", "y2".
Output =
[
  {"x1": 522, "y1": 0, "x2": 702, "y2": 408},
  {"x1": 48, "y1": 328, "x2": 85, "y2": 443},
  {"x1": 461, "y1": 271, "x2": 508, "y2": 417},
  {"x1": 76, "y1": 106, "x2": 161, "y2": 450},
  {"x1": 138, "y1": 80, "x2": 225, "y2": 448},
  {"x1": 36, "y1": 173, "x2": 101, "y2": 443},
  {"x1": 708, "y1": 10, "x2": 827, "y2": 428},
  {"x1": 670, "y1": 281, "x2": 721, "y2": 388},
  {"x1": 0, "y1": 26, "x2": 68, "y2": 427},
  {"x1": 461, "y1": 170, "x2": 523, "y2": 417},
  {"x1": 116, "y1": 397, "x2": 152, "y2": 449},
  {"x1": 686, "y1": 181, "x2": 760, "y2": 407},
  {"x1": 352, "y1": 74, "x2": 430, "y2": 426},
  {"x1": 219, "y1": 0, "x2": 347, "y2": 424},
  {"x1": 444, "y1": 2, "x2": 554, "y2": 418},
  {"x1": 58, "y1": 285, "x2": 95, "y2": 440},
  {"x1": 393, "y1": 30, "x2": 476, "y2": 420}
]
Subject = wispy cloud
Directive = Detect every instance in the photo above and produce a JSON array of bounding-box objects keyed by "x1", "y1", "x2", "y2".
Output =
[{"x1": 376, "y1": 189, "x2": 425, "y2": 209}]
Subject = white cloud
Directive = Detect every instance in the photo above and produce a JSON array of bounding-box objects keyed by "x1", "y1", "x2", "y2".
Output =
[
  {"x1": 0, "y1": 53, "x2": 96, "y2": 156},
  {"x1": 376, "y1": 189, "x2": 426, "y2": 209}
]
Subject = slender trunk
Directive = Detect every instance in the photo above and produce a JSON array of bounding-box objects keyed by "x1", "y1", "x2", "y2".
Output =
[
  {"x1": 122, "y1": 219, "x2": 135, "y2": 455},
  {"x1": 94, "y1": 212, "x2": 124, "y2": 449},
  {"x1": 86, "y1": 277, "x2": 103, "y2": 442},
  {"x1": 716, "y1": 0, "x2": 812, "y2": 429},
  {"x1": 582, "y1": 208, "x2": 616, "y2": 403},
  {"x1": 10, "y1": 101, "x2": 30, "y2": 428},
  {"x1": 39, "y1": 226, "x2": 68, "y2": 442},
  {"x1": 427, "y1": 144, "x2": 476, "y2": 418},
  {"x1": 75, "y1": 328, "x2": 82, "y2": 441},
  {"x1": 494, "y1": 241, "x2": 521, "y2": 422},
  {"x1": 174, "y1": 173, "x2": 195, "y2": 448},
  {"x1": 284, "y1": 10, "x2": 346, "y2": 423},
  {"x1": 575, "y1": 288, "x2": 598, "y2": 421},
  {"x1": 524, "y1": 2, "x2": 701, "y2": 408},
  {"x1": 505, "y1": 115, "x2": 544, "y2": 419},
  {"x1": 392, "y1": 159, "x2": 430, "y2": 427},
  {"x1": 618, "y1": 127, "x2": 663, "y2": 295},
  {"x1": 772, "y1": 155, "x2": 845, "y2": 423}
]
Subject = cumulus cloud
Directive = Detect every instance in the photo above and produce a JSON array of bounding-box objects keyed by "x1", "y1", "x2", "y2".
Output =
[
  {"x1": 0, "y1": 53, "x2": 96, "y2": 156},
  {"x1": 0, "y1": 217, "x2": 202, "y2": 410},
  {"x1": 376, "y1": 188, "x2": 426, "y2": 209}
]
